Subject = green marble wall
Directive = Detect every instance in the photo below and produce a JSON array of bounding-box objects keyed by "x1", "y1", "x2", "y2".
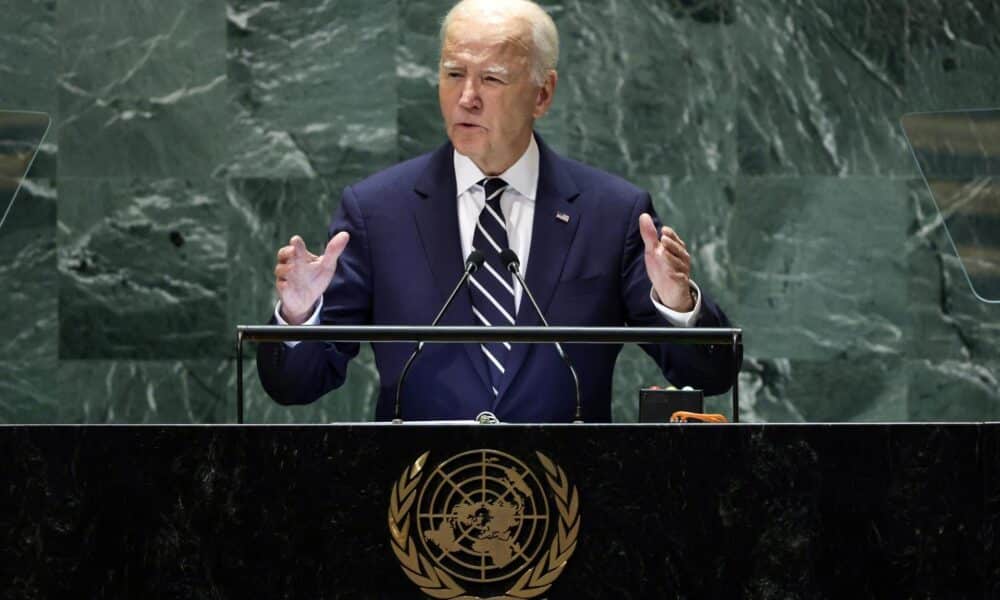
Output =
[{"x1": 1, "y1": 0, "x2": 998, "y2": 423}]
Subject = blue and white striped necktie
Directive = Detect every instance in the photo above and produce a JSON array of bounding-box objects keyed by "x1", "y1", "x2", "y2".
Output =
[{"x1": 470, "y1": 177, "x2": 516, "y2": 396}]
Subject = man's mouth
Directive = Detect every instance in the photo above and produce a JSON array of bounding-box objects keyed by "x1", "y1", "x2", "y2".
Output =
[{"x1": 457, "y1": 122, "x2": 484, "y2": 130}]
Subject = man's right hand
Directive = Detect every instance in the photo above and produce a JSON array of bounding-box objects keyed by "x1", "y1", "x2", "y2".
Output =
[{"x1": 274, "y1": 232, "x2": 350, "y2": 325}]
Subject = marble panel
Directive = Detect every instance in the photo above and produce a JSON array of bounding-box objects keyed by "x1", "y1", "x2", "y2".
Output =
[
  {"x1": 226, "y1": 0, "x2": 397, "y2": 178},
  {"x1": 728, "y1": 176, "x2": 909, "y2": 360},
  {"x1": 813, "y1": 424, "x2": 983, "y2": 596},
  {"x1": 905, "y1": 205, "x2": 973, "y2": 361},
  {"x1": 0, "y1": 0, "x2": 59, "y2": 230},
  {"x1": 0, "y1": 0, "x2": 57, "y2": 113},
  {"x1": 906, "y1": 178, "x2": 1000, "y2": 363},
  {"x1": 908, "y1": 359, "x2": 1000, "y2": 421},
  {"x1": 879, "y1": 425, "x2": 984, "y2": 594},
  {"x1": 803, "y1": 355, "x2": 908, "y2": 422},
  {"x1": 0, "y1": 359, "x2": 58, "y2": 423},
  {"x1": 57, "y1": 178, "x2": 227, "y2": 359},
  {"x1": 734, "y1": 0, "x2": 910, "y2": 176},
  {"x1": 57, "y1": 0, "x2": 226, "y2": 177},
  {"x1": 0, "y1": 178, "x2": 56, "y2": 363},
  {"x1": 934, "y1": 262, "x2": 1000, "y2": 363},
  {"x1": 735, "y1": 358, "x2": 803, "y2": 423},
  {"x1": 740, "y1": 355, "x2": 908, "y2": 423},
  {"x1": 531, "y1": 1, "x2": 570, "y2": 156},
  {"x1": 808, "y1": 424, "x2": 895, "y2": 596},
  {"x1": 720, "y1": 427, "x2": 826, "y2": 596},
  {"x1": 396, "y1": 0, "x2": 453, "y2": 159},
  {"x1": 904, "y1": 0, "x2": 1000, "y2": 113},
  {"x1": 55, "y1": 360, "x2": 231, "y2": 423},
  {"x1": 562, "y1": 0, "x2": 737, "y2": 179}
]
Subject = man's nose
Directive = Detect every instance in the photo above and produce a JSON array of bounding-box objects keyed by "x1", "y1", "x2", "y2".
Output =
[{"x1": 458, "y1": 78, "x2": 480, "y2": 110}]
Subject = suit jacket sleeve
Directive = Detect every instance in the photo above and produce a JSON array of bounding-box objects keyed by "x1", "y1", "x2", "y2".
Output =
[
  {"x1": 256, "y1": 185, "x2": 373, "y2": 405},
  {"x1": 620, "y1": 191, "x2": 739, "y2": 396}
]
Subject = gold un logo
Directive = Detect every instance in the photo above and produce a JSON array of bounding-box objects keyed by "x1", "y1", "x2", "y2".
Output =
[{"x1": 388, "y1": 449, "x2": 580, "y2": 599}]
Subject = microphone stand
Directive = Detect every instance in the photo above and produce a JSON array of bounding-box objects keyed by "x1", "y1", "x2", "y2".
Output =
[
  {"x1": 502, "y1": 250, "x2": 584, "y2": 424},
  {"x1": 393, "y1": 251, "x2": 484, "y2": 423}
]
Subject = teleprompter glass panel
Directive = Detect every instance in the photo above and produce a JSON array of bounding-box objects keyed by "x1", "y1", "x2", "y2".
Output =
[
  {"x1": 902, "y1": 109, "x2": 1000, "y2": 303},
  {"x1": 0, "y1": 110, "x2": 50, "y2": 233}
]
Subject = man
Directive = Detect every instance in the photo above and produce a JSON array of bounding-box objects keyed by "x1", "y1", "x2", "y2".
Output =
[{"x1": 258, "y1": 0, "x2": 736, "y2": 422}]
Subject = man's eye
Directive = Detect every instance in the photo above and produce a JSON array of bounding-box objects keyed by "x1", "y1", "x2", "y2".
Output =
[
  {"x1": 485, "y1": 76, "x2": 504, "y2": 84},
  {"x1": 447, "y1": 72, "x2": 463, "y2": 78}
]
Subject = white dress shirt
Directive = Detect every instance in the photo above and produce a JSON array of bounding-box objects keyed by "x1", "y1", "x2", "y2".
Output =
[
  {"x1": 453, "y1": 135, "x2": 539, "y2": 311},
  {"x1": 277, "y1": 135, "x2": 702, "y2": 337}
]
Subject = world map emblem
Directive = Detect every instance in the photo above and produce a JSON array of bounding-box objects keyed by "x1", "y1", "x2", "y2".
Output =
[{"x1": 389, "y1": 449, "x2": 580, "y2": 599}]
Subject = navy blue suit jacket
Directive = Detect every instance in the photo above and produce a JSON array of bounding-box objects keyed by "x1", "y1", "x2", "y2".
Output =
[{"x1": 257, "y1": 135, "x2": 736, "y2": 422}]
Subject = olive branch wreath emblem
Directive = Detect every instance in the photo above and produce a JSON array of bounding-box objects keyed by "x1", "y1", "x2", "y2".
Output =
[{"x1": 388, "y1": 451, "x2": 580, "y2": 599}]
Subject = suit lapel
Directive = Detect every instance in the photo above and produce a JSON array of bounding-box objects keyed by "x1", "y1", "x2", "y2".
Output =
[
  {"x1": 413, "y1": 142, "x2": 493, "y2": 394},
  {"x1": 494, "y1": 135, "x2": 581, "y2": 405}
]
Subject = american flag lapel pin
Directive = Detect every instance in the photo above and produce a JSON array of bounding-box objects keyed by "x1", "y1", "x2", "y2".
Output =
[{"x1": 555, "y1": 211, "x2": 570, "y2": 223}]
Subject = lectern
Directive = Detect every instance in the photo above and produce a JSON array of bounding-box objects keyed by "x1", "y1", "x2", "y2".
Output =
[
  {"x1": 236, "y1": 324, "x2": 744, "y2": 424},
  {"x1": 2, "y1": 423, "x2": 996, "y2": 598}
]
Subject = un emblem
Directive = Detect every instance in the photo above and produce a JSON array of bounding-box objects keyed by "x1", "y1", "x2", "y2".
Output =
[{"x1": 389, "y1": 450, "x2": 580, "y2": 599}]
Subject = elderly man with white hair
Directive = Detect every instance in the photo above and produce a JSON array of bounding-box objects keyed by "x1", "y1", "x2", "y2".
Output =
[{"x1": 258, "y1": 0, "x2": 736, "y2": 422}]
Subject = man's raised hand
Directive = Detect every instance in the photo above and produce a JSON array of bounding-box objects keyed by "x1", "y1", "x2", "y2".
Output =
[
  {"x1": 274, "y1": 232, "x2": 350, "y2": 325},
  {"x1": 638, "y1": 213, "x2": 694, "y2": 312}
]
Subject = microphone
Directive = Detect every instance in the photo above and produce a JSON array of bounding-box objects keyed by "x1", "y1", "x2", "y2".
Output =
[
  {"x1": 393, "y1": 250, "x2": 485, "y2": 423},
  {"x1": 500, "y1": 249, "x2": 584, "y2": 423}
]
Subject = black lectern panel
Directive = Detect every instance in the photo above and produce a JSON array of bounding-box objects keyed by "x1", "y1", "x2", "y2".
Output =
[{"x1": 1, "y1": 424, "x2": 995, "y2": 599}]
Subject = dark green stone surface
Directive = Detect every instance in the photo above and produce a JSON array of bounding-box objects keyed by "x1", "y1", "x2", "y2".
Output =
[
  {"x1": 0, "y1": 180, "x2": 57, "y2": 363},
  {"x1": 57, "y1": 178, "x2": 228, "y2": 359},
  {"x1": 1, "y1": 0, "x2": 998, "y2": 423},
  {"x1": 225, "y1": 0, "x2": 398, "y2": 178},
  {"x1": 55, "y1": 360, "x2": 232, "y2": 423},
  {"x1": 56, "y1": 0, "x2": 227, "y2": 178},
  {"x1": 0, "y1": 0, "x2": 57, "y2": 114}
]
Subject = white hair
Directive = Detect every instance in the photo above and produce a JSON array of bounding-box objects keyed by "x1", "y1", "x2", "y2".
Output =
[{"x1": 440, "y1": 0, "x2": 559, "y2": 86}]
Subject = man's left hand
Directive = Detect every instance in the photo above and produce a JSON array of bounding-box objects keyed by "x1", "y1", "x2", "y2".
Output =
[{"x1": 639, "y1": 213, "x2": 694, "y2": 312}]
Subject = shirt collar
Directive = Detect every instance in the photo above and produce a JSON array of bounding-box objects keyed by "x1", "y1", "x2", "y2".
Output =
[{"x1": 453, "y1": 134, "x2": 539, "y2": 201}]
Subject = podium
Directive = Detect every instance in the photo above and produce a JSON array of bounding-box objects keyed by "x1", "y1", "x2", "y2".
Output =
[
  {"x1": 237, "y1": 324, "x2": 744, "y2": 424},
  {"x1": 2, "y1": 423, "x2": 997, "y2": 598}
]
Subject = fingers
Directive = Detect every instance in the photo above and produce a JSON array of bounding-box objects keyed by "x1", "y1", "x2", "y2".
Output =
[
  {"x1": 659, "y1": 225, "x2": 686, "y2": 249},
  {"x1": 319, "y1": 231, "x2": 350, "y2": 270},
  {"x1": 654, "y1": 243, "x2": 690, "y2": 277},
  {"x1": 274, "y1": 263, "x2": 291, "y2": 281},
  {"x1": 276, "y1": 245, "x2": 295, "y2": 262},
  {"x1": 275, "y1": 232, "x2": 348, "y2": 282},
  {"x1": 642, "y1": 218, "x2": 690, "y2": 262},
  {"x1": 658, "y1": 231, "x2": 690, "y2": 265},
  {"x1": 639, "y1": 214, "x2": 688, "y2": 253},
  {"x1": 638, "y1": 213, "x2": 659, "y2": 251},
  {"x1": 277, "y1": 234, "x2": 309, "y2": 263},
  {"x1": 642, "y1": 219, "x2": 695, "y2": 309},
  {"x1": 649, "y1": 223, "x2": 691, "y2": 277}
]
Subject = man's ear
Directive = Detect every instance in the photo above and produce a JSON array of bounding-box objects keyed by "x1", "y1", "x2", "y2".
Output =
[{"x1": 533, "y1": 70, "x2": 558, "y2": 119}]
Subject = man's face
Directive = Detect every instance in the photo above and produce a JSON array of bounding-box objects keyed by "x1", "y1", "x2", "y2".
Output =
[{"x1": 438, "y1": 16, "x2": 555, "y2": 175}]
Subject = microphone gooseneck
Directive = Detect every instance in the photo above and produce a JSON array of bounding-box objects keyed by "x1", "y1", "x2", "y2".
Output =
[
  {"x1": 500, "y1": 249, "x2": 584, "y2": 423},
  {"x1": 393, "y1": 250, "x2": 485, "y2": 423}
]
